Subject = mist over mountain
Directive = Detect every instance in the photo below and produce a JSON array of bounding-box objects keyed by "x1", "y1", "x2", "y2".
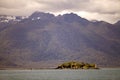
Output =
[{"x1": 0, "y1": 12, "x2": 120, "y2": 68}]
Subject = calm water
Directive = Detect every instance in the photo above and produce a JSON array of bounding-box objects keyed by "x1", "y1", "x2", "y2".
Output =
[{"x1": 0, "y1": 68, "x2": 120, "y2": 80}]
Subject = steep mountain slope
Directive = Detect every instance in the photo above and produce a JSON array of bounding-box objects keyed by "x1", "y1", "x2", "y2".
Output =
[{"x1": 0, "y1": 12, "x2": 120, "y2": 68}]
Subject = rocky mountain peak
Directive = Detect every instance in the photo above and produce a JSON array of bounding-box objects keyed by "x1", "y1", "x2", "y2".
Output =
[{"x1": 29, "y1": 11, "x2": 55, "y2": 20}]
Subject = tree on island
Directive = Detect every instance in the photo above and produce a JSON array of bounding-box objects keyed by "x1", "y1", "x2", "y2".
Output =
[{"x1": 56, "y1": 61, "x2": 99, "y2": 69}]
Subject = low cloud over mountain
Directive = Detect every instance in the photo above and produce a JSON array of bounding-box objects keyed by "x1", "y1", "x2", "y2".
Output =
[{"x1": 0, "y1": 0, "x2": 120, "y2": 23}]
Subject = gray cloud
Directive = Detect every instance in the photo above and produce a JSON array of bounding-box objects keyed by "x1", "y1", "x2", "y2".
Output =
[
  {"x1": 0, "y1": 0, "x2": 27, "y2": 9},
  {"x1": 0, "y1": 0, "x2": 120, "y2": 23}
]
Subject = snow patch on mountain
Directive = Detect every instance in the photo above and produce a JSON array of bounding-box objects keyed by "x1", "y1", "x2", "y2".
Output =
[
  {"x1": 31, "y1": 17, "x2": 41, "y2": 20},
  {"x1": 0, "y1": 15, "x2": 28, "y2": 23}
]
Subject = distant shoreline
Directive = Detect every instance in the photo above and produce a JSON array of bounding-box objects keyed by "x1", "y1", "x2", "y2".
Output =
[{"x1": 0, "y1": 67, "x2": 120, "y2": 70}]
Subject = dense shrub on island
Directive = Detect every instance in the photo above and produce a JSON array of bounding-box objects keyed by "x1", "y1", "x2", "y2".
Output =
[{"x1": 56, "y1": 61, "x2": 99, "y2": 69}]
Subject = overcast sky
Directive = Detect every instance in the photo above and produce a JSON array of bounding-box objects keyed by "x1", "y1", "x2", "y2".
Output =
[{"x1": 0, "y1": 0, "x2": 120, "y2": 23}]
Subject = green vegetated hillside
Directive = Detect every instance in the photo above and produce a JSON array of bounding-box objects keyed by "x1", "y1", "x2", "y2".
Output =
[{"x1": 0, "y1": 12, "x2": 120, "y2": 68}]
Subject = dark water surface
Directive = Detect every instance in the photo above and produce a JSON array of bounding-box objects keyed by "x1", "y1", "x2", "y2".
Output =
[{"x1": 0, "y1": 68, "x2": 120, "y2": 80}]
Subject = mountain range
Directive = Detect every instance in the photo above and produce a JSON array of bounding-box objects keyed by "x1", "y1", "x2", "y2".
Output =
[{"x1": 0, "y1": 11, "x2": 120, "y2": 68}]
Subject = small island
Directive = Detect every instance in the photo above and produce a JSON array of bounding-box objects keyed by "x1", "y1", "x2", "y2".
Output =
[{"x1": 56, "y1": 61, "x2": 99, "y2": 69}]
